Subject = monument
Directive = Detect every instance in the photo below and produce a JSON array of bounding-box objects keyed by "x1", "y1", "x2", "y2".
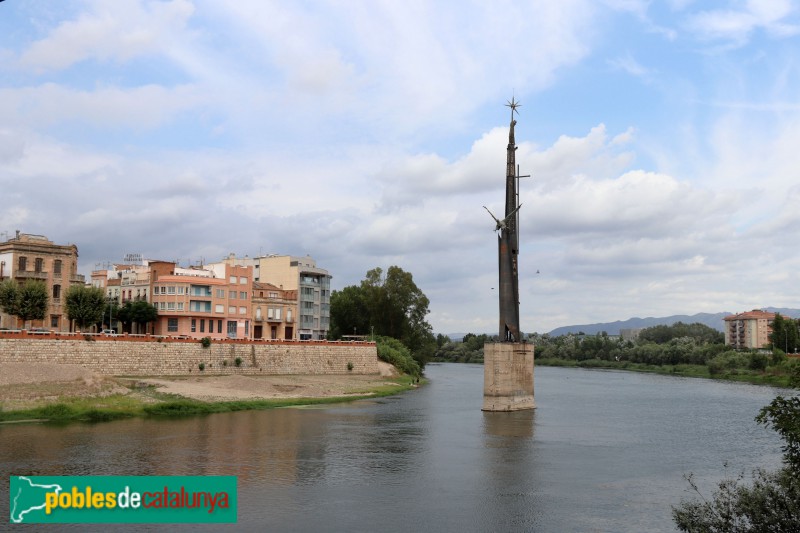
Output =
[{"x1": 482, "y1": 97, "x2": 535, "y2": 412}]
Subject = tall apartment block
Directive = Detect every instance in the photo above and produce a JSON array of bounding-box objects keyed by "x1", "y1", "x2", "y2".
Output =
[{"x1": 723, "y1": 309, "x2": 775, "y2": 349}]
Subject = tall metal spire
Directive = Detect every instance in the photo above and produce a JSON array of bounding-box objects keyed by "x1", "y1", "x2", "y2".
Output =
[{"x1": 498, "y1": 98, "x2": 522, "y2": 341}]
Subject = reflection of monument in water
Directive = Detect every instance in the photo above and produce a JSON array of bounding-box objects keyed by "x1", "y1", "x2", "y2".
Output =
[{"x1": 482, "y1": 97, "x2": 535, "y2": 412}]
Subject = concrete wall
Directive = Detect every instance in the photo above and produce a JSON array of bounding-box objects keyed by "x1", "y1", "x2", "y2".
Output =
[
  {"x1": 482, "y1": 342, "x2": 535, "y2": 411},
  {"x1": 0, "y1": 336, "x2": 379, "y2": 377}
]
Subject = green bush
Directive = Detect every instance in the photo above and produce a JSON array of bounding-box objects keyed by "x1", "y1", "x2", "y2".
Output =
[
  {"x1": 199, "y1": 337, "x2": 212, "y2": 348},
  {"x1": 235, "y1": 357, "x2": 242, "y2": 367},
  {"x1": 347, "y1": 361, "x2": 354, "y2": 371},
  {"x1": 198, "y1": 362, "x2": 205, "y2": 371},
  {"x1": 707, "y1": 351, "x2": 750, "y2": 375},
  {"x1": 376, "y1": 336, "x2": 421, "y2": 377}
]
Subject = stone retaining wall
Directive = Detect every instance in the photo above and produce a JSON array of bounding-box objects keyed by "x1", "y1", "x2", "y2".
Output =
[{"x1": 0, "y1": 336, "x2": 379, "y2": 376}]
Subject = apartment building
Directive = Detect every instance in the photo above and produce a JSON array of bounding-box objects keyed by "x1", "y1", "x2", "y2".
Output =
[
  {"x1": 252, "y1": 281, "x2": 297, "y2": 340},
  {"x1": 0, "y1": 232, "x2": 85, "y2": 331},
  {"x1": 723, "y1": 310, "x2": 775, "y2": 349},
  {"x1": 222, "y1": 254, "x2": 331, "y2": 340},
  {"x1": 150, "y1": 262, "x2": 254, "y2": 339}
]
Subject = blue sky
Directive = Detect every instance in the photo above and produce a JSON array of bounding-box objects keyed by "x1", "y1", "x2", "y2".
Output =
[{"x1": 2, "y1": 0, "x2": 800, "y2": 334}]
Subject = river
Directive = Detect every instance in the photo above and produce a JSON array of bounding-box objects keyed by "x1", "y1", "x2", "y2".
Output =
[{"x1": 0, "y1": 364, "x2": 792, "y2": 532}]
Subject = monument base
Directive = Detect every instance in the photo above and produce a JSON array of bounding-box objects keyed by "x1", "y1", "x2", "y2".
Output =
[{"x1": 482, "y1": 342, "x2": 535, "y2": 411}]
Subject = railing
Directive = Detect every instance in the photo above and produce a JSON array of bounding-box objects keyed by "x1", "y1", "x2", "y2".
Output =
[
  {"x1": 0, "y1": 329, "x2": 375, "y2": 345},
  {"x1": 13, "y1": 270, "x2": 48, "y2": 280}
]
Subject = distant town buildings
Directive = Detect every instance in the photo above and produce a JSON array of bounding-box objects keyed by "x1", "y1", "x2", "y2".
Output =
[
  {"x1": 723, "y1": 310, "x2": 775, "y2": 349},
  {"x1": 0, "y1": 232, "x2": 85, "y2": 331},
  {"x1": 1, "y1": 230, "x2": 333, "y2": 340}
]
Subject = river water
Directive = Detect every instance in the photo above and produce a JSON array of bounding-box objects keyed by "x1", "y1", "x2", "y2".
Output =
[{"x1": 0, "y1": 364, "x2": 792, "y2": 532}]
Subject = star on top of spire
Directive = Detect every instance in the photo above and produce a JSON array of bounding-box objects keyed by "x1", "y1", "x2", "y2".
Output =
[{"x1": 505, "y1": 96, "x2": 521, "y2": 120}]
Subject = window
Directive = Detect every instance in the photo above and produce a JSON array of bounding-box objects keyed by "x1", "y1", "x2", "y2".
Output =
[
  {"x1": 34, "y1": 258, "x2": 43, "y2": 272},
  {"x1": 239, "y1": 306, "x2": 247, "y2": 315},
  {"x1": 177, "y1": 302, "x2": 184, "y2": 311},
  {"x1": 217, "y1": 320, "x2": 223, "y2": 333},
  {"x1": 52, "y1": 285, "x2": 61, "y2": 299},
  {"x1": 256, "y1": 307, "x2": 262, "y2": 319},
  {"x1": 167, "y1": 318, "x2": 178, "y2": 332},
  {"x1": 191, "y1": 285, "x2": 211, "y2": 296},
  {"x1": 239, "y1": 277, "x2": 247, "y2": 284},
  {"x1": 275, "y1": 308, "x2": 281, "y2": 320},
  {"x1": 269, "y1": 292, "x2": 278, "y2": 298},
  {"x1": 177, "y1": 286, "x2": 185, "y2": 295},
  {"x1": 167, "y1": 302, "x2": 175, "y2": 310},
  {"x1": 228, "y1": 306, "x2": 236, "y2": 314},
  {"x1": 53, "y1": 260, "x2": 62, "y2": 275},
  {"x1": 200, "y1": 319, "x2": 205, "y2": 333},
  {"x1": 190, "y1": 301, "x2": 211, "y2": 312},
  {"x1": 167, "y1": 286, "x2": 176, "y2": 294},
  {"x1": 216, "y1": 289, "x2": 225, "y2": 298},
  {"x1": 287, "y1": 310, "x2": 293, "y2": 322},
  {"x1": 229, "y1": 291, "x2": 237, "y2": 299},
  {"x1": 230, "y1": 276, "x2": 236, "y2": 283},
  {"x1": 239, "y1": 292, "x2": 247, "y2": 300},
  {"x1": 191, "y1": 319, "x2": 196, "y2": 332},
  {"x1": 268, "y1": 308, "x2": 274, "y2": 319},
  {"x1": 51, "y1": 315, "x2": 59, "y2": 328},
  {"x1": 159, "y1": 302, "x2": 166, "y2": 310},
  {"x1": 227, "y1": 321, "x2": 237, "y2": 337},
  {"x1": 153, "y1": 286, "x2": 159, "y2": 294},
  {"x1": 18, "y1": 256, "x2": 26, "y2": 271},
  {"x1": 215, "y1": 304, "x2": 224, "y2": 313}
]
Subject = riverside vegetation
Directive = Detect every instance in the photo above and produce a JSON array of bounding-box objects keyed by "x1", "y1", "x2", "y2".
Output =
[{"x1": 432, "y1": 319, "x2": 800, "y2": 388}]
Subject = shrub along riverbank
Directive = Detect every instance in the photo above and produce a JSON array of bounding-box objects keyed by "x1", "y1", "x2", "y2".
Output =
[{"x1": 433, "y1": 322, "x2": 799, "y2": 388}]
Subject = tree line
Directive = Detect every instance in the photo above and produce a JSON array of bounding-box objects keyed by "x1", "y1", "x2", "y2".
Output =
[{"x1": 0, "y1": 280, "x2": 156, "y2": 332}]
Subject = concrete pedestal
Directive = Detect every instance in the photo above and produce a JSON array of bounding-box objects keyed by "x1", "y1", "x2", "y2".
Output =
[{"x1": 482, "y1": 342, "x2": 535, "y2": 411}]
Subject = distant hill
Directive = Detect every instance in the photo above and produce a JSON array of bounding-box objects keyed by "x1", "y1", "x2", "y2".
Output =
[
  {"x1": 546, "y1": 308, "x2": 800, "y2": 337},
  {"x1": 440, "y1": 308, "x2": 800, "y2": 341}
]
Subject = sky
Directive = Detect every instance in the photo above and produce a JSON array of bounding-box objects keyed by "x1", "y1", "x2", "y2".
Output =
[{"x1": 2, "y1": 0, "x2": 800, "y2": 335}]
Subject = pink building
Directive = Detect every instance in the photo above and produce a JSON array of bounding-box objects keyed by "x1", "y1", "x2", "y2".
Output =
[{"x1": 151, "y1": 263, "x2": 253, "y2": 340}]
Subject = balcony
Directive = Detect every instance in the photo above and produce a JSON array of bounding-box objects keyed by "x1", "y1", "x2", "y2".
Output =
[{"x1": 13, "y1": 269, "x2": 47, "y2": 280}]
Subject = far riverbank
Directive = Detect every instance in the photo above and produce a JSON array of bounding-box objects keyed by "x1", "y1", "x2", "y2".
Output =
[{"x1": 535, "y1": 357, "x2": 796, "y2": 388}]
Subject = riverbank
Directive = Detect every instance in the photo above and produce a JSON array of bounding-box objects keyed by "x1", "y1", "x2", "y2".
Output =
[
  {"x1": 535, "y1": 357, "x2": 796, "y2": 387},
  {"x1": 0, "y1": 361, "x2": 418, "y2": 423}
]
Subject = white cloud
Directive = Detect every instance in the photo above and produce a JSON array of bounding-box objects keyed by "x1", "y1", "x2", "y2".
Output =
[{"x1": 18, "y1": 0, "x2": 195, "y2": 71}]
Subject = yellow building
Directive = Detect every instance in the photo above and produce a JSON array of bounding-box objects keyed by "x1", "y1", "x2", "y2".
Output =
[{"x1": 0, "y1": 231, "x2": 85, "y2": 331}]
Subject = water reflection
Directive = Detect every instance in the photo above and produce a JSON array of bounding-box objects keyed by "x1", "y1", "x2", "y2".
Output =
[{"x1": 0, "y1": 365, "x2": 791, "y2": 533}]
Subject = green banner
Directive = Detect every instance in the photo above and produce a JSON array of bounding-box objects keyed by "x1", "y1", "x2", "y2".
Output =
[{"x1": 9, "y1": 475, "x2": 237, "y2": 524}]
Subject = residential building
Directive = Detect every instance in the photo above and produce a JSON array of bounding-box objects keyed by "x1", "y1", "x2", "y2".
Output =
[
  {"x1": 150, "y1": 261, "x2": 253, "y2": 339},
  {"x1": 0, "y1": 231, "x2": 85, "y2": 331},
  {"x1": 221, "y1": 254, "x2": 331, "y2": 340},
  {"x1": 252, "y1": 281, "x2": 297, "y2": 340},
  {"x1": 723, "y1": 310, "x2": 775, "y2": 349}
]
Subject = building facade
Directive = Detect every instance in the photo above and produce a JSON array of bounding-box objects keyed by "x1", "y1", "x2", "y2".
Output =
[
  {"x1": 150, "y1": 262, "x2": 254, "y2": 340},
  {"x1": 723, "y1": 310, "x2": 775, "y2": 349},
  {"x1": 252, "y1": 281, "x2": 297, "y2": 340},
  {"x1": 222, "y1": 254, "x2": 331, "y2": 340},
  {"x1": 0, "y1": 232, "x2": 85, "y2": 331}
]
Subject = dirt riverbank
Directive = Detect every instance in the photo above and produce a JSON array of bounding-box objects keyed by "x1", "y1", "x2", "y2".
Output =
[{"x1": 0, "y1": 361, "x2": 402, "y2": 411}]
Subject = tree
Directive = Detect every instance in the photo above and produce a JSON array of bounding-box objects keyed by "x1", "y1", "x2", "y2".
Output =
[
  {"x1": 673, "y1": 386, "x2": 800, "y2": 531},
  {"x1": 64, "y1": 285, "x2": 107, "y2": 330},
  {"x1": 329, "y1": 285, "x2": 370, "y2": 339},
  {"x1": 770, "y1": 313, "x2": 799, "y2": 354},
  {"x1": 330, "y1": 266, "x2": 436, "y2": 368},
  {"x1": 0, "y1": 279, "x2": 19, "y2": 319},
  {"x1": 117, "y1": 300, "x2": 158, "y2": 334},
  {"x1": 0, "y1": 280, "x2": 48, "y2": 328}
]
